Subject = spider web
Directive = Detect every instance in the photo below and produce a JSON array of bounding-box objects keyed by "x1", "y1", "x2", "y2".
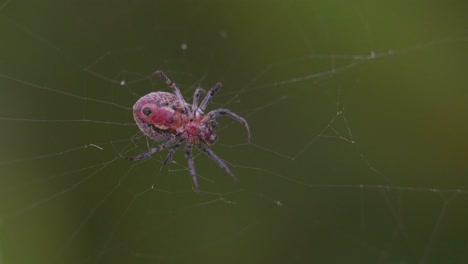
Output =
[{"x1": 0, "y1": 1, "x2": 467, "y2": 263}]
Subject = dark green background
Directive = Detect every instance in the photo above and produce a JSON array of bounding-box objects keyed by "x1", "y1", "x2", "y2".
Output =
[{"x1": 0, "y1": 1, "x2": 467, "y2": 263}]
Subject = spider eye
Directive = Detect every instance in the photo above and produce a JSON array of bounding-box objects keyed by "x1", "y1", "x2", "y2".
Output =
[
  {"x1": 210, "y1": 134, "x2": 217, "y2": 142},
  {"x1": 205, "y1": 134, "x2": 217, "y2": 145},
  {"x1": 142, "y1": 107, "x2": 152, "y2": 116}
]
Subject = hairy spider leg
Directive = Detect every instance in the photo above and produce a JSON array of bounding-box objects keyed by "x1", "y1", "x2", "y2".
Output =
[
  {"x1": 184, "y1": 143, "x2": 200, "y2": 193},
  {"x1": 198, "y1": 143, "x2": 238, "y2": 182},
  {"x1": 204, "y1": 109, "x2": 251, "y2": 143},
  {"x1": 163, "y1": 138, "x2": 184, "y2": 164},
  {"x1": 191, "y1": 88, "x2": 206, "y2": 115},
  {"x1": 197, "y1": 83, "x2": 222, "y2": 114},
  {"x1": 153, "y1": 70, "x2": 191, "y2": 115},
  {"x1": 126, "y1": 140, "x2": 175, "y2": 161}
]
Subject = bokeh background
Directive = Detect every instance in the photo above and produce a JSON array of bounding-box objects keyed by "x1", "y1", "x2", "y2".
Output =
[{"x1": 0, "y1": 1, "x2": 467, "y2": 263}]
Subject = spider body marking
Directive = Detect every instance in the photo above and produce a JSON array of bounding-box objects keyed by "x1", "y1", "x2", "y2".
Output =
[{"x1": 127, "y1": 70, "x2": 250, "y2": 193}]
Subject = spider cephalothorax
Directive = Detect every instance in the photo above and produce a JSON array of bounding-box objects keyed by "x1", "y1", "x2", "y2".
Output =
[{"x1": 127, "y1": 70, "x2": 250, "y2": 193}]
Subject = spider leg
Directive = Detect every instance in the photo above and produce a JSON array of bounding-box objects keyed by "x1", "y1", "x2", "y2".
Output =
[
  {"x1": 204, "y1": 109, "x2": 251, "y2": 143},
  {"x1": 198, "y1": 82, "x2": 222, "y2": 114},
  {"x1": 191, "y1": 88, "x2": 206, "y2": 116},
  {"x1": 153, "y1": 70, "x2": 191, "y2": 114},
  {"x1": 198, "y1": 144, "x2": 238, "y2": 183},
  {"x1": 184, "y1": 143, "x2": 200, "y2": 193},
  {"x1": 126, "y1": 140, "x2": 175, "y2": 161},
  {"x1": 163, "y1": 138, "x2": 184, "y2": 165}
]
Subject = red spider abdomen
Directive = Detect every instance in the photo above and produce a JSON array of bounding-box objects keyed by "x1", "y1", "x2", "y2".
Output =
[
  {"x1": 132, "y1": 92, "x2": 184, "y2": 141},
  {"x1": 150, "y1": 108, "x2": 177, "y2": 128}
]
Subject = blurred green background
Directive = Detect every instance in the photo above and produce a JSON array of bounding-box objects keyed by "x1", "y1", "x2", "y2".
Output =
[{"x1": 0, "y1": 1, "x2": 467, "y2": 263}]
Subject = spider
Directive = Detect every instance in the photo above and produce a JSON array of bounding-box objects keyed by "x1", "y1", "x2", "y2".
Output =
[{"x1": 126, "y1": 70, "x2": 250, "y2": 193}]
